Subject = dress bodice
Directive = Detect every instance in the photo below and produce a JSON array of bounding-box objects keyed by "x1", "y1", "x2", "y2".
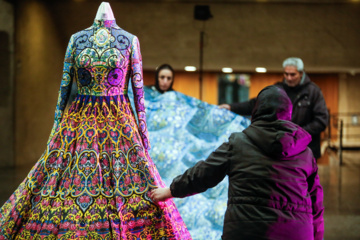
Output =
[
  {"x1": 52, "y1": 19, "x2": 150, "y2": 150},
  {"x1": 64, "y1": 20, "x2": 141, "y2": 96}
]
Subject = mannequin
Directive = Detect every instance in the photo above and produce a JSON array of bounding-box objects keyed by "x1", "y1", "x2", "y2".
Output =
[
  {"x1": 95, "y1": 2, "x2": 115, "y2": 20},
  {"x1": 0, "y1": 2, "x2": 191, "y2": 239}
]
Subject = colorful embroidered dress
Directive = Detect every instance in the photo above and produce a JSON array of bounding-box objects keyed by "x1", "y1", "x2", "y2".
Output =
[{"x1": 0, "y1": 20, "x2": 191, "y2": 240}]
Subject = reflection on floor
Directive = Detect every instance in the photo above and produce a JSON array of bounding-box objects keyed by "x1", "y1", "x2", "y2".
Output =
[{"x1": 0, "y1": 149, "x2": 359, "y2": 239}]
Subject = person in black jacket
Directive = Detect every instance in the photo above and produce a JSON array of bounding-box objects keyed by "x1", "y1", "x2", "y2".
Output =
[
  {"x1": 219, "y1": 57, "x2": 329, "y2": 160},
  {"x1": 150, "y1": 85, "x2": 324, "y2": 240}
]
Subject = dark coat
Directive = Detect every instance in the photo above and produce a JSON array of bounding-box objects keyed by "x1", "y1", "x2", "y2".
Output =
[
  {"x1": 170, "y1": 86, "x2": 324, "y2": 240},
  {"x1": 230, "y1": 74, "x2": 329, "y2": 159}
]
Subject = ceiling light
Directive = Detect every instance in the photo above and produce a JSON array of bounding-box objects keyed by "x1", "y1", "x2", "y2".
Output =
[
  {"x1": 185, "y1": 66, "x2": 197, "y2": 72},
  {"x1": 255, "y1": 67, "x2": 267, "y2": 73},
  {"x1": 222, "y1": 67, "x2": 233, "y2": 73}
]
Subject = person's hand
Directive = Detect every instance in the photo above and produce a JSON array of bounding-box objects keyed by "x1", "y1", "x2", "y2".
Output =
[
  {"x1": 150, "y1": 187, "x2": 172, "y2": 202},
  {"x1": 219, "y1": 104, "x2": 231, "y2": 110}
]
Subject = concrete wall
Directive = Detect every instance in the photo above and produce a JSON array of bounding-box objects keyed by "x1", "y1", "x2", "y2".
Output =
[
  {"x1": 0, "y1": 0, "x2": 14, "y2": 167},
  {"x1": 13, "y1": 0, "x2": 360, "y2": 166},
  {"x1": 338, "y1": 74, "x2": 360, "y2": 145},
  {"x1": 15, "y1": 1, "x2": 64, "y2": 166}
]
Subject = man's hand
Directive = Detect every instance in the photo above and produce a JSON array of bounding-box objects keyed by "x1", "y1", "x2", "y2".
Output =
[
  {"x1": 150, "y1": 187, "x2": 173, "y2": 202},
  {"x1": 219, "y1": 104, "x2": 231, "y2": 110}
]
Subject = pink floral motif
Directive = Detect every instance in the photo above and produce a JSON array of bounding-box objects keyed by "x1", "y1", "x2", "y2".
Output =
[
  {"x1": 26, "y1": 223, "x2": 32, "y2": 230},
  {"x1": 80, "y1": 157, "x2": 87, "y2": 165},
  {"x1": 53, "y1": 227, "x2": 59, "y2": 235},
  {"x1": 49, "y1": 156, "x2": 57, "y2": 164},
  {"x1": 137, "y1": 219, "x2": 145, "y2": 226},
  {"x1": 103, "y1": 221, "x2": 110, "y2": 228},
  {"x1": 128, "y1": 220, "x2": 135, "y2": 228},
  {"x1": 103, "y1": 159, "x2": 109, "y2": 167},
  {"x1": 95, "y1": 222, "x2": 102, "y2": 229},
  {"x1": 124, "y1": 126, "x2": 131, "y2": 134},
  {"x1": 64, "y1": 181, "x2": 70, "y2": 189},
  {"x1": 145, "y1": 219, "x2": 152, "y2": 226},
  {"x1": 63, "y1": 222, "x2": 70, "y2": 228},
  {"x1": 74, "y1": 176, "x2": 81, "y2": 185},
  {"x1": 48, "y1": 176, "x2": 57, "y2": 185},
  {"x1": 47, "y1": 223, "x2": 54, "y2": 231},
  {"x1": 70, "y1": 223, "x2": 77, "y2": 231},
  {"x1": 87, "y1": 130, "x2": 94, "y2": 137},
  {"x1": 130, "y1": 155, "x2": 137, "y2": 163},
  {"x1": 89, "y1": 224, "x2": 95, "y2": 231},
  {"x1": 79, "y1": 195, "x2": 91, "y2": 203},
  {"x1": 92, "y1": 177, "x2": 98, "y2": 186},
  {"x1": 133, "y1": 174, "x2": 141, "y2": 183},
  {"x1": 42, "y1": 199, "x2": 50, "y2": 207},
  {"x1": 124, "y1": 176, "x2": 131, "y2": 185}
]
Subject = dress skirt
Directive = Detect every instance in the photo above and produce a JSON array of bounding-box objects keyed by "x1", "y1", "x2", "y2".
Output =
[{"x1": 0, "y1": 94, "x2": 191, "y2": 240}]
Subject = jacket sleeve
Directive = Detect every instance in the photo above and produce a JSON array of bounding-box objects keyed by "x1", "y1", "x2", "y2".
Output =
[
  {"x1": 302, "y1": 88, "x2": 329, "y2": 136},
  {"x1": 48, "y1": 35, "x2": 75, "y2": 144},
  {"x1": 230, "y1": 98, "x2": 257, "y2": 116},
  {"x1": 170, "y1": 140, "x2": 231, "y2": 198},
  {"x1": 307, "y1": 157, "x2": 325, "y2": 240},
  {"x1": 130, "y1": 36, "x2": 150, "y2": 150}
]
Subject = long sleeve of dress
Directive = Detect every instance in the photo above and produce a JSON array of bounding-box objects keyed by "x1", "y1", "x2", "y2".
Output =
[
  {"x1": 307, "y1": 158, "x2": 325, "y2": 240},
  {"x1": 130, "y1": 36, "x2": 150, "y2": 150},
  {"x1": 170, "y1": 141, "x2": 231, "y2": 198},
  {"x1": 48, "y1": 36, "x2": 75, "y2": 144}
]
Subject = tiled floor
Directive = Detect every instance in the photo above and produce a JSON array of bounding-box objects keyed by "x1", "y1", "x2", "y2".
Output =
[{"x1": 0, "y1": 149, "x2": 359, "y2": 239}]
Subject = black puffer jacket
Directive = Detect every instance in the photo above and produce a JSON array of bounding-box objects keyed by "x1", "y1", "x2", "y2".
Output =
[
  {"x1": 170, "y1": 86, "x2": 324, "y2": 240},
  {"x1": 230, "y1": 74, "x2": 329, "y2": 159}
]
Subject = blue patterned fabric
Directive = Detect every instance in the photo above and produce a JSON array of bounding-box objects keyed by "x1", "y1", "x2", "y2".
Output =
[{"x1": 129, "y1": 86, "x2": 250, "y2": 239}]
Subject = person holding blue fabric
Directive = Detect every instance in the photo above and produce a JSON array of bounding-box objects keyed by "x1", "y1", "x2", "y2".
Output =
[
  {"x1": 220, "y1": 57, "x2": 329, "y2": 160},
  {"x1": 151, "y1": 85, "x2": 324, "y2": 240},
  {"x1": 152, "y1": 63, "x2": 175, "y2": 93}
]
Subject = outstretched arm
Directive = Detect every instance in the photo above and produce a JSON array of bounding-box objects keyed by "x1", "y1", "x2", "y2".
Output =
[
  {"x1": 130, "y1": 36, "x2": 150, "y2": 151},
  {"x1": 48, "y1": 36, "x2": 75, "y2": 144},
  {"x1": 151, "y1": 140, "x2": 231, "y2": 202},
  {"x1": 229, "y1": 98, "x2": 256, "y2": 116}
]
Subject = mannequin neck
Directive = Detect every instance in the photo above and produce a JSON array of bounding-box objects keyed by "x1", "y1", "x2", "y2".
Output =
[{"x1": 95, "y1": 2, "x2": 115, "y2": 21}]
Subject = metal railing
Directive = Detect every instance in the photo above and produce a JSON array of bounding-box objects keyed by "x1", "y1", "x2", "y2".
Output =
[{"x1": 325, "y1": 111, "x2": 360, "y2": 165}]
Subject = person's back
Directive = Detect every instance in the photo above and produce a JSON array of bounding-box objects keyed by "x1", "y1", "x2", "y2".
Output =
[{"x1": 225, "y1": 96, "x2": 324, "y2": 239}]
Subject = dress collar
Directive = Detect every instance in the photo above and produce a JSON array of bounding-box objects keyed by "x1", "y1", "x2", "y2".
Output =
[{"x1": 93, "y1": 19, "x2": 117, "y2": 28}]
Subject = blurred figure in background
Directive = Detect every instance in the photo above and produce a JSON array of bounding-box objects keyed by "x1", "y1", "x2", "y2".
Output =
[
  {"x1": 153, "y1": 63, "x2": 175, "y2": 93},
  {"x1": 220, "y1": 57, "x2": 329, "y2": 160}
]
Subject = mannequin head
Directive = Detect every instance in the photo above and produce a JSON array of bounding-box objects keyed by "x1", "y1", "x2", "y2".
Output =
[
  {"x1": 155, "y1": 64, "x2": 174, "y2": 93},
  {"x1": 95, "y1": 2, "x2": 115, "y2": 21}
]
